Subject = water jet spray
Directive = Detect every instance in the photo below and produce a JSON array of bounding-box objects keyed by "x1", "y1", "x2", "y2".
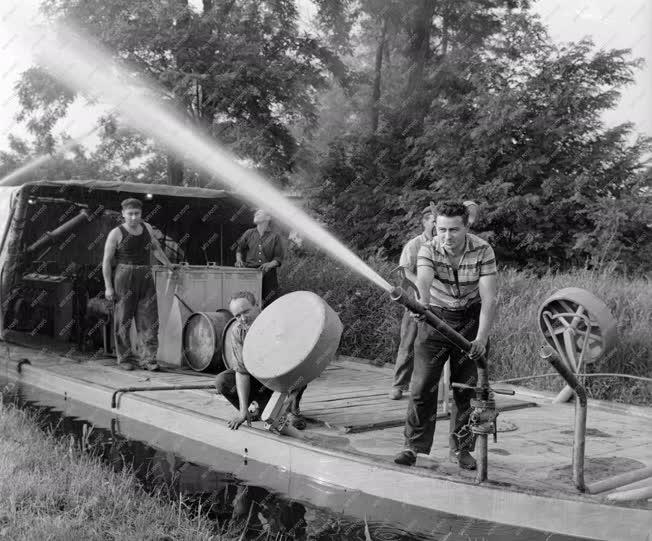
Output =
[
  {"x1": 0, "y1": 125, "x2": 102, "y2": 187},
  {"x1": 0, "y1": 17, "x2": 393, "y2": 297}
]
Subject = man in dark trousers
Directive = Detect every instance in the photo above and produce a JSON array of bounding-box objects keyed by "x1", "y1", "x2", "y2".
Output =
[
  {"x1": 390, "y1": 201, "x2": 479, "y2": 400},
  {"x1": 235, "y1": 209, "x2": 284, "y2": 307},
  {"x1": 215, "y1": 291, "x2": 306, "y2": 430},
  {"x1": 394, "y1": 201, "x2": 497, "y2": 470},
  {"x1": 102, "y1": 198, "x2": 174, "y2": 371}
]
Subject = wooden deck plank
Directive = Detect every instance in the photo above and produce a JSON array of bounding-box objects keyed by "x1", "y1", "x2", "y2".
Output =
[
  {"x1": 303, "y1": 397, "x2": 405, "y2": 410},
  {"x1": 302, "y1": 389, "x2": 389, "y2": 402},
  {"x1": 11, "y1": 341, "x2": 535, "y2": 435},
  {"x1": 306, "y1": 395, "x2": 536, "y2": 432}
]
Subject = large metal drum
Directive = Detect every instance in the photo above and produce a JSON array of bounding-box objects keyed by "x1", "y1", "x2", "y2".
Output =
[
  {"x1": 242, "y1": 291, "x2": 343, "y2": 393},
  {"x1": 182, "y1": 310, "x2": 232, "y2": 372},
  {"x1": 221, "y1": 317, "x2": 238, "y2": 370}
]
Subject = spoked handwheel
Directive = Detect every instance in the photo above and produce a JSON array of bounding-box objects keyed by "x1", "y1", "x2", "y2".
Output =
[{"x1": 537, "y1": 288, "x2": 617, "y2": 402}]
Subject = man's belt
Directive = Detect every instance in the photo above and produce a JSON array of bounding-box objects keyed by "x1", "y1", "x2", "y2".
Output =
[{"x1": 430, "y1": 302, "x2": 481, "y2": 316}]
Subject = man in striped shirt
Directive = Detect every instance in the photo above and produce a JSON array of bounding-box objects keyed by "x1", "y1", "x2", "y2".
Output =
[
  {"x1": 394, "y1": 201, "x2": 497, "y2": 470},
  {"x1": 390, "y1": 201, "x2": 479, "y2": 400}
]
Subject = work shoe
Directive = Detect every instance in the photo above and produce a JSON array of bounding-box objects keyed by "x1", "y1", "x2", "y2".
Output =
[
  {"x1": 450, "y1": 449, "x2": 477, "y2": 470},
  {"x1": 142, "y1": 361, "x2": 160, "y2": 372},
  {"x1": 388, "y1": 388, "x2": 403, "y2": 400},
  {"x1": 248, "y1": 401, "x2": 261, "y2": 421},
  {"x1": 117, "y1": 361, "x2": 135, "y2": 371},
  {"x1": 394, "y1": 449, "x2": 417, "y2": 466},
  {"x1": 287, "y1": 412, "x2": 307, "y2": 430}
]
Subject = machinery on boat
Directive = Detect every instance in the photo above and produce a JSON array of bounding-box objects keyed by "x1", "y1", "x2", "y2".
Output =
[
  {"x1": 392, "y1": 283, "x2": 652, "y2": 500},
  {"x1": 0, "y1": 180, "x2": 266, "y2": 358},
  {"x1": 0, "y1": 180, "x2": 650, "y2": 534}
]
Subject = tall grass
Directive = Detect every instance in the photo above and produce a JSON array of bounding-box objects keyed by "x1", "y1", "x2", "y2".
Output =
[
  {"x1": 0, "y1": 399, "x2": 220, "y2": 540},
  {"x1": 280, "y1": 252, "x2": 651, "y2": 405}
]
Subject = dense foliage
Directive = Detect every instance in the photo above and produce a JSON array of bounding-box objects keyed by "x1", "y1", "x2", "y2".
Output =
[
  {"x1": 1, "y1": 0, "x2": 650, "y2": 271},
  {"x1": 309, "y1": 6, "x2": 651, "y2": 271}
]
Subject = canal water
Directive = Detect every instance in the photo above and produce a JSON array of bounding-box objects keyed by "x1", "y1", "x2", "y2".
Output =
[{"x1": 0, "y1": 378, "x2": 591, "y2": 541}]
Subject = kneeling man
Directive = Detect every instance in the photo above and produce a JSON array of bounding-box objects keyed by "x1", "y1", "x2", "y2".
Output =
[{"x1": 216, "y1": 291, "x2": 307, "y2": 430}]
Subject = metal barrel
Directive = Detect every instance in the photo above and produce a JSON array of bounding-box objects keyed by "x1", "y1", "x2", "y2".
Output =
[
  {"x1": 221, "y1": 317, "x2": 238, "y2": 370},
  {"x1": 182, "y1": 310, "x2": 233, "y2": 372}
]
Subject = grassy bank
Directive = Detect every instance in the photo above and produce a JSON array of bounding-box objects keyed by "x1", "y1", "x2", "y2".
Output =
[
  {"x1": 0, "y1": 398, "x2": 218, "y2": 541},
  {"x1": 280, "y1": 252, "x2": 651, "y2": 406}
]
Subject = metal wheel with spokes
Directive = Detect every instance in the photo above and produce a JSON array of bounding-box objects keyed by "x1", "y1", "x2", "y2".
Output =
[{"x1": 537, "y1": 288, "x2": 617, "y2": 402}]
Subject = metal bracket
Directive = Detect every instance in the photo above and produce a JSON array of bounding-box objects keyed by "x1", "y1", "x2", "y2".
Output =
[
  {"x1": 262, "y1": 391, "x2": 291, "y2": 434},
  {"x1": 15, "y1": 358, "x2": 31, "y2": 373}
]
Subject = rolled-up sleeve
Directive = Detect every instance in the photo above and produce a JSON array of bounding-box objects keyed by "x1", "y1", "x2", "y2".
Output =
[
  {"x1": 398, "y1": 239, "x2": 417, "y2": 272},
  {"x1": 272, "y1": 233, "x2": 284, "y2": 267},
  {"x1": 480, "y1": 245, "x2": 497, "y2": 276},
  {"x1": 236, "y1": 230, "x2": 250, "y2": 255},
  {"x1": 230, "y1": 323, "x2": 250, "y2": 374},
  {"x1": 416, "y1": 244, "x2": 435, "y2": 270}
]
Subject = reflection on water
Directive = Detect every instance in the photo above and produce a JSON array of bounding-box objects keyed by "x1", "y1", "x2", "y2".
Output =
[{"x1": 0, "y1": 380, "x2": 589, "y2": 541}]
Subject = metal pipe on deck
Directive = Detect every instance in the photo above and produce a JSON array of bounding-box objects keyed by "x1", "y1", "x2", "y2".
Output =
[
  {"x1": 606, "y1": 484, "x2": 652, "y2": 502},
  {"x1": 539, "y1": 345, "x2": 587, "y2": 492},
  {"x1": 586, "y1": 465, "x2": 652, "y2": 495},
  {"x1": 390, "y1": 286, "x2": 490, "y2": 484},
  {"x1": 111, "y1": 383, "x2": 216, "y2": 408}
]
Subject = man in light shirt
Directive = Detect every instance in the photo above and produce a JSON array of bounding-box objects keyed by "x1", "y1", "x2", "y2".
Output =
[
  {"x1": 394, "y1": 201, "x2": 497, "y2": 470},
  {"x1": 389, "y1": 201, "x2": 479, "y2": 400}
]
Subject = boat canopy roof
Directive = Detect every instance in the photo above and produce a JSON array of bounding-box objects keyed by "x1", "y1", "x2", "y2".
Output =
[{"x1": 21, "y1": 179, "x2": 231, "y2": 200}]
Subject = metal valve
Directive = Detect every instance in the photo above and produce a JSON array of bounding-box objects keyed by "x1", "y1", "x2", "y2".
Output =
[{"x1": 469, "y1": 396, "x2": 499, "y2": 441}]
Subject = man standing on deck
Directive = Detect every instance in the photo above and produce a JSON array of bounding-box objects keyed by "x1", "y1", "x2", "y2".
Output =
[
  {"x1": 216, "y1": 291, "x2": 307, "y2": 430},
  {"x1": 235, "y1": 209, "x2": 284, "y2": 308},
  {"x1": 103, "y1": 198, "x2": 175, "y2": 371},
  {"x1": 394, "y1": 201, "x2": 497, "y2": 470},
  {"x1": 389, "y1": 201, "x2": 479, "y2": 400}
]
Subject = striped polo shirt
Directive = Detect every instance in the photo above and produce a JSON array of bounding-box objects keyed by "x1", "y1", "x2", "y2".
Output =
[
  {"x1": 398, "y1": 233, "x2": 430, "y2": 298},
  {"x1": 399, "y1": 233, "x2": 429, "y2": 273},
  {"x1": 416, "y1": 233, "x2": 497, "y2": 310}
]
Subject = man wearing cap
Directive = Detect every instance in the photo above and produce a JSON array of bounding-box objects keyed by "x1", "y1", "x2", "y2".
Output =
[
  {"x1": 102, "y1": 198, "x2": 175, "y2": 371},
  {"x1": 394, "y1": 201, "x2": 497, "y2": 470},
  {"x1": 235, "y1": 209, "x2": 284, "y2": 308},
  {"x1": 389, "y1": 200, "x2": 479, "y2": 400}
]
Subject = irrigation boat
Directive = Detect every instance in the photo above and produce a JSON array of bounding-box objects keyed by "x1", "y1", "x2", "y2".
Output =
[{"x1": 0, "y1": 181, "x2": 650, "y2": 541}]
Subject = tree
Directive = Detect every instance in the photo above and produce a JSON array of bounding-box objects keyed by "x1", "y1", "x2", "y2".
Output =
[
  {"x1": 311, "y1": 6, "x2": 651, "y2": 271},
  {"x1": 0, "y1": 122, "x2": 167, "y2": 186},
  {"x1": 11, "y1": 0, "x2": 346, "y2": 185}
]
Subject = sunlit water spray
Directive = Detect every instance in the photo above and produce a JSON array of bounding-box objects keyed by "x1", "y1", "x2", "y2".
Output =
[
  {"x1": 0, "y1": 16, "x2": 392, "y2": 293},
  {"x1": 0, "y1": 125, "x2": 101, "y2": 186}
]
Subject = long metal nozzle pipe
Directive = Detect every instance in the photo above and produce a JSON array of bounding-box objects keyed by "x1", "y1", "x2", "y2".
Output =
[
  {"x1": 539, "y1": 345, "x2": 587, "y2": 492},
  {"x1": 390, "y1": 286, "x2": 490, "y2": 483},
  {"x1": 26, "y1": 208, "x2": 91, "y2": 254}
]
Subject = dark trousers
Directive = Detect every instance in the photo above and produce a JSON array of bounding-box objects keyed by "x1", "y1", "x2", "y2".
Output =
[
  {"x1": 215, "y1": 369, "x2": 307, "y2": 414},
  {"x1": 261, "y1": 268, "x2": 279, "y2": 308},
  {"x1": 113, "y1": 264, "x2": 159, "y2": 364},
  {"x1": 393, "y1": 309, "x2": 418, "y2": 390},
  {"x1": 404, "y1": 304, "x2": 484, "y2": 454}
]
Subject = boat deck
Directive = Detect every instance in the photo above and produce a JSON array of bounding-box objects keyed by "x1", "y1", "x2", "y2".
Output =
[{"x1": 3, "y1": 338, "x2": 650, "y2": 507}]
